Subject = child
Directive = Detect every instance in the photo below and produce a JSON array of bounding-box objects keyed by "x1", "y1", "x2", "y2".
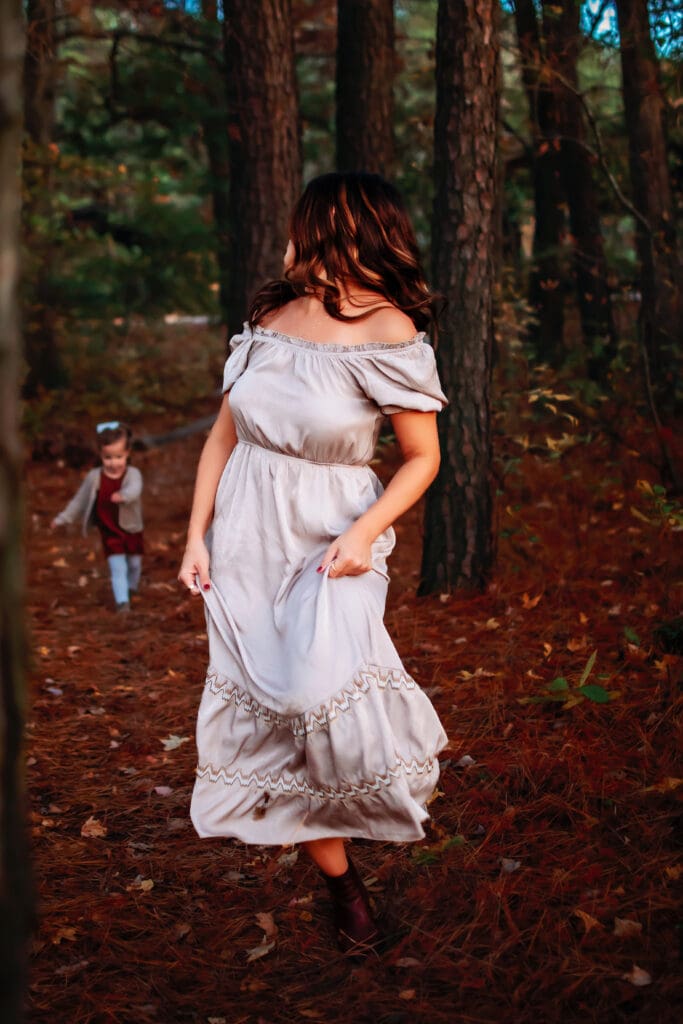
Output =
[{"x1": 52, "y1": 422, "x2": 144, "y2": 612}]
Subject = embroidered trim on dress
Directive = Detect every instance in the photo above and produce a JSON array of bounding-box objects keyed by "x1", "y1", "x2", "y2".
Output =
[
  {"x1": 204, "y1": 663, "x2": 417, "y2": 737},
  {"x1": 195, "y1": 755, "x2": 436, "y2": 801},
  {"x1": 253, "y1": 325, "x2": 426, "y2": 355}
]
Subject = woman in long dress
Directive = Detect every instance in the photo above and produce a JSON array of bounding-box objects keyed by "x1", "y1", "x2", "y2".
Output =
[{"x1": 178, "y1": 172, "x2": 448, "y2": 953}]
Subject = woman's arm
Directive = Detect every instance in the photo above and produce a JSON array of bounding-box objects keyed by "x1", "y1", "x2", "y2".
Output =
[
  {"x1": 177, "y1": 395, "x2": 238, "y2": 592},
  {"x1": 318, "y1": 410, "x2": 440, "y2": 576}
]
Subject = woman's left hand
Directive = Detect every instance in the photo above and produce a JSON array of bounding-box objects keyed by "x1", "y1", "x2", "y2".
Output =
[{"x1": 318, "y1": 525, "x2": 373, "y2": 578}]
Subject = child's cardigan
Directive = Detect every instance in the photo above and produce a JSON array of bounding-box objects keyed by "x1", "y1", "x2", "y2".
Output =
[{"x1": 53, "y1": 466, "x2": 143, "y2": 536}]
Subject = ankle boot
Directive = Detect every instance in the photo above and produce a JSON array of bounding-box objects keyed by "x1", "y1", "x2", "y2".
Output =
[{"x1": 324, "y1": 859, "x2": 380, "y2": 953}]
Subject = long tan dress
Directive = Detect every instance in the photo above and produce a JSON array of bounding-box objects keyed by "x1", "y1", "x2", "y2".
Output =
[{"x1": 190, "y1": 323, "x2": 448, "y2": 845}]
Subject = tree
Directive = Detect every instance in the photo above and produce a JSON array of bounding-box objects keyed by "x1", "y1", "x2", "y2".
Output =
[
  {"x1": 23, "y1": 0, "x2": 65, "y2": 392},
  {"x1": 222, "y1": 0, "x2": 302, "y2": 336},
  {"x1": 336, "y1": 0, "x2": 394, "y2": 175},
  {"x1": 0, "y1": 2, "x2": 31, "y2": 1020},
  {"x1": 420, "y1": 0, "x2": 498, "y2": 594},
  {"x1": 615, "y1": 0, "x2": 682, "y2": 407},
  {"x1": 514, "y1": 0, "x2": 566, "y2": 364},
  {"x1": 542, "y1": 0, "x2": 617, "y2": 378}
]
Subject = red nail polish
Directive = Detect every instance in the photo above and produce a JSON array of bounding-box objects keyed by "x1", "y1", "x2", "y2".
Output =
[
  {"x1": 203, "y1": 583, "x2": 210, "y2": 591},
  {"x1": 316, "y1": 566, "x2": 323, "y2": 573}
]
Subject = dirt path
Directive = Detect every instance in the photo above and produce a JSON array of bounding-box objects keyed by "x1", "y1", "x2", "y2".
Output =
[{"x1": 25, "y1": 424, "x2": 681, "y2": 1024}]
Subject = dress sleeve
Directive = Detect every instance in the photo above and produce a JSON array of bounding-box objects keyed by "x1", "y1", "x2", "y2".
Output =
[
  {"x1": 354, "y1": 338, "x2": 448, "y2": 415},
  {"x1": 222, "y1": 323, "x2": 255, "y2": 393}
]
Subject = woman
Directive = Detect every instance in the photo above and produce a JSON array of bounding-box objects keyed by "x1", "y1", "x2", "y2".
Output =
[{"x1": 178, "y1": 172, "x2": 448, "y2": 954}]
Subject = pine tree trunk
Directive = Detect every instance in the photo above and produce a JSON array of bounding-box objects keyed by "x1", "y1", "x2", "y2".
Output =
[
  {"x1": 420, "y1": 0, "x2": 498, "y2": 594},
  {"x1": 615, "y1": 0, "x2": 682, "y2": 405},
  {"x1": 222, "y1": 0, "x2": 302, "y2": 337},
  {"x1": 0, "y1": 3, "x2": 31, "y2": 1020},
  {"x1": 336, "y1": 0, "x2": 394, "y2": 174},
  {"x1": 542, "y1": 0, "x2": 618, "y2": 380},
  {"x1": 23, "y1": 0, "x2": 64, "y2": 393},
  {"x1": 514, "y1": 0, "x2": 565, "y2": 365},
  {"x1": 201, "y1": 0, "x2": 231, "y2": 325}
]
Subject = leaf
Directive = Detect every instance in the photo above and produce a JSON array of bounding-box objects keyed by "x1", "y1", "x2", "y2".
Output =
[
  {"x1": 642, "y1": 777, "x2": 682, "y2": 793},
  {"x1": 621, "y1": 965, "x2": 652, "y2": 986},
  {"x1": 455, "y1": 754, "x2": 476, "y2": 768},
  {"x1": 573, "y1": 908, "x2": 602, "y2": 934},
  {"x1": 80, "y1": 816, "x2": 107, "y2": 839},
  {"x1": 254, "y1": 912, "x2": 278, "y2": 940},
  {"x1": 578, "y1": 684, "x2": 612, "y2": 704},
  {"x1": 522, "y1": 592, "x2": 542, "y2": 610},
  {"x1": 277, "y1": 848, "x2": 299, "y2": 868},
  {"x1": 395, "y1": 957, "x2": 422, "y2": 968},
  {"x1": 160, "y1": 734, "x2": 190, "y2": 751},
  {"x1": 245, "y1": 939, "x2": 275, "y2": 962},
  {"x1": 578, "y1": 650, "x2": 597, "y2": 686},
  {"x1": 485, "y1": 618, "x2": 501, "y2": 631},
  {"x1": 566, "y1": 636, "x2": 588, "y2": 652},
  {"x1": 52, "y1": 926, "x2": 77, "y2": 944},
  {"x1": 547, "y1": 677, "x2": 569, "y2": 693},
  {"x1": 613, "y1": 917, "x2": 643, "y2": 938},
  {"x1": 624, "y1": 626, "x2": 640, "y2": 646},
  {"x1": 154, "y1": 785, "x2": 174, "y2": 797},
  {"x1": 500, "y1": 858, "x2": 521, "y2": 874},
  {"x1": 399, "y1": 990, "x2": 416, "y2": 1001}
]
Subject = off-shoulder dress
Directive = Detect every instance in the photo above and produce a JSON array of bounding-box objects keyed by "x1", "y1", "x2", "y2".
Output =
[{"x1": 190, "y1": 323, "x2": 449, "y2": 845}]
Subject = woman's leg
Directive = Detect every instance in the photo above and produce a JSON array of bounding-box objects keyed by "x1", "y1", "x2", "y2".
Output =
[
  {"x1": 303, "y1": 838, "x2": 348, "y2": 877},
  {"x1": 107, "y1": 554, "x2": 129, "y2": 606}
]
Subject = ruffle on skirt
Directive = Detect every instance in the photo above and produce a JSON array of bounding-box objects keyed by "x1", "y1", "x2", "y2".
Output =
[{"x1": 190, "y1": 662, "x2": 448, "y2": 845}]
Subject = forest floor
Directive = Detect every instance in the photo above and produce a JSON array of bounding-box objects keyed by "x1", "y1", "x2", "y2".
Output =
[{"x1": 24, "y1": 324, "x2": 682, "y2": 1024}]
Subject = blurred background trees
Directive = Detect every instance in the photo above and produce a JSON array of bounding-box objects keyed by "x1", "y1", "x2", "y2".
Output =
[{"x1": 18, "y1": 0, "x2": 683, "y2": 566}]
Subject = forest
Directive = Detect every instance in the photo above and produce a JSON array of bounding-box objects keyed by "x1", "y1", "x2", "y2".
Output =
[{"x1": 0, "y1": 1, "x2": 681, "y2": 1022}]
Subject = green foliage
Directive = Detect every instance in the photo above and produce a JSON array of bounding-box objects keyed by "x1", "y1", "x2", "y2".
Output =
[{"x1": 519, "y1": 650, "x2": 621, "y2": 709}]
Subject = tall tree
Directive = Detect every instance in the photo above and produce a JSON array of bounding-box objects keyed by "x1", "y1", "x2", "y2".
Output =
[
  {"x1": 23, "y1": 0, "x2": 64, "y2": 393},
  {"x1": 542, "y1": 0, "x2": 617, "y2": 378},
  {"x1": 615, "y1": 0, "x2": 682, "y2": 405},
  {"x1": 336, "y1": 0, "x2": 394, "y2": 174},
  {"x1": 0, "y1": 3, "x2": 31, "y2": 1020},
  {"x1": 421, "y1": 0, "x2": 498, "y2": 594},
  {"x1": 222, "y1": 0, "x2": 301, "y2": 336},
  {"x1": 514, "y1": 0, "x2": 565, "y2": 364}
]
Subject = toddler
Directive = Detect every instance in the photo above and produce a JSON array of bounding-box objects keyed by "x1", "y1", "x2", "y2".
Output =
[{"x1": 52, "y1": 422, "x2": 144, "y2": 612}]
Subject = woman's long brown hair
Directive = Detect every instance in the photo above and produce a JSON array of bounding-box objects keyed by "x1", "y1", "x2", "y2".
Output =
[{"x1": 248, "y1": 172, "x2": 441, "y2": 333}]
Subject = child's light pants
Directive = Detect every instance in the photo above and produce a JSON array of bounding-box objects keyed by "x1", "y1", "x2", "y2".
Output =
[{"x1": 107, "y1": 554, "x2": 142, "y2": 605}]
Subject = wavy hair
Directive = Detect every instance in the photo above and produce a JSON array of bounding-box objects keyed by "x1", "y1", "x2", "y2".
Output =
[{"x1": 249, "y1": 172, "x2": 441, "y2": 333}]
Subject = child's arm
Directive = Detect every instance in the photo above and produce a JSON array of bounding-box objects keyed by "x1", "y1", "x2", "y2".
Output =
[
  {"x1": 51, "y1": 473, "x2": 94, "y2": 529},
  {"x1": 115, "y1": 466, "x2": 143, "y2": 504}
]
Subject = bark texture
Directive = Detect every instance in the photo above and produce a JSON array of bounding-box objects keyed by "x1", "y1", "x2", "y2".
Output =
[
  {"x1": 23, "y1": 0, "x2": 63, "y2": 393},
  {"x1": 336, "y1": 0, "x2": 394, "y2": 175},
  {"x1": 420, "y1": 0, "x2": 498, "y2": 594},
  {"x1": 615, "y1": 0, "x2": 682, "y2": 401},
  {"x1": 222, "y1": 0, "x2": 301, "y2": 337},
  {"x1": 0, "y1": 3, "x2": 31, "y2": 1020},
  {"x1": 542, "y1": 0, "x2": 617, "y2": 376}
]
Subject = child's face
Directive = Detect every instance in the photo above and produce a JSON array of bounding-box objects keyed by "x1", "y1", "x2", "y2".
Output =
[{"x1": 100, "y1": 437, "x2": 130, "y2": 479}]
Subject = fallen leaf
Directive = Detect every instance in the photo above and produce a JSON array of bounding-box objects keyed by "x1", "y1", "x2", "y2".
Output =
[
  {"x1": 254, "y1": 912, "x2": 278, "y2": 940},
  {"x1": 395, "y1": 957, "x2": 422, "y2": 968},
  {"x1": 399, "y1": 990, "x2": 416, "y2": 1001},
  {"x1": 154, "y1": 786, "x2": 174, "y2": 797},
  {"x1": 80, "y1": 816, "x2": 107, "y2": 839},
  {"x1": 485, "y1": 618, "x2": 501, "y2": 631},
  {"x1": 245, "y1": 939, "x2": 275, "y2": 962},
  {"x1": 573, "y1": 908, "x2": 602, "y2": 934},
  {"x1": 54, "y1": 960, "x2": 89, "y2": 978},
  {"x1": 613, "y1": 917, "x2": 642, "y2": 938},
  {"x1": 455, "y1": 754, "x2": 476, "y2": 768},
  {"x1": 621, "y1": 965, "x2": 652, "y2": 986},
  {"x1": 160, "y1": 734, "x2": 190, "y2": 751},
  {"x1": 500, "y1": 858, "x2": 521, "y2": 874},
  {"x1": 642, "y1": 777, "x2": 682, "y2": 793},
  {"x1": 277, "y1": 848, "x2": 298, "y2": 868},
  {"x1": 52, "y1": 927, "x2": 77, "y2": 944},
  {"x1": 522, "y1": 593, "x2": 542, "y2": 610},
  {"x1": 566, "y1": 636, "x2": 588, "y2": 652},
  {"x1": 139, "y1": 879, "x2": 154, "y2": 892},
  {"x1": 664, "y1": 865, "x2": 682, "y2": 881}
]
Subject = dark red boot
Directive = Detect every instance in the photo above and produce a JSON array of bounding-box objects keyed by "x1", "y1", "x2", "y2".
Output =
[{"x1": 324, "y1": 859, "x2": 381, "y2": 954}]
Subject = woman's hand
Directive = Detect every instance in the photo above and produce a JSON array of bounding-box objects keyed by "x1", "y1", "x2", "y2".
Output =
[
  {"x1": 178, "y1": 537, "x2": 211, "y2": 594},
  {"x1": 318, "y1": 525, "x2": 373, "y2": 579}
]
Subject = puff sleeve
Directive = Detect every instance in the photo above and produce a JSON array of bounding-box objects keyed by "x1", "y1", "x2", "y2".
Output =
[
  {"x1": 353, "y1": 338, "x2": 448, "y2": 415},
  {"x1": 222, "y1": 323, "x2": 255, "y2": 393}
]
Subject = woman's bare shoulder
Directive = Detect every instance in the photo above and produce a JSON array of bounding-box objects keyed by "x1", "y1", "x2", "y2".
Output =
[{"x1": 364, "y1": 305, "x2": 418, "y2": 344}]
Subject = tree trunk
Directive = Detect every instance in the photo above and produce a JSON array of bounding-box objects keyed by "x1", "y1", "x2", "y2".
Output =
[
  {"x1": 542, "y1": 0, "x2": 618, "y2": 380},
  {"x1": 201, "y1": 0, "x2": 231, "y2": 324},
  {"x1": 222, "y1": 0, "x2": 301, "y2": 337},
  {"x1": 0, "y1": 3, "x2": 31, "y2": 1021},
  {"x1": 23, "y1": 0, "x2": 64, "y2": 393},
  {"x1": 514, "y1": 0, "x2": 565, "y2": 365},
  {"x1": 336, "y1": 0, "x2": 394, "y2": 175},
  {"x1": 420, "y1": 0, "x2": 498, "y2": 594},
  {"x1": 615, "y1": 0, "x2": 682, "y2": 405}
]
